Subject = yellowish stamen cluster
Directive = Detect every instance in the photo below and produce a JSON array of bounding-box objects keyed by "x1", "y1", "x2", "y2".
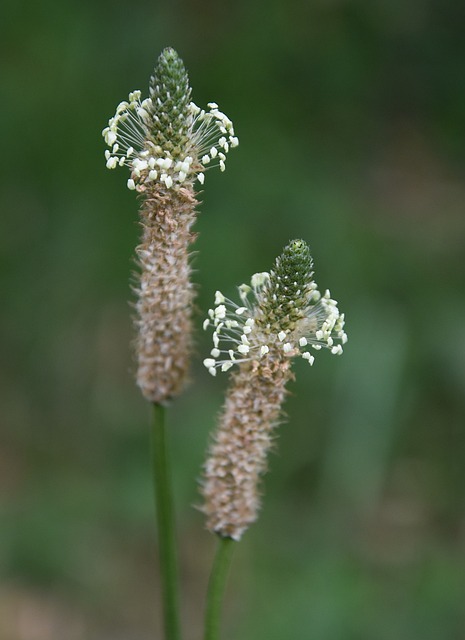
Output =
[
  {"x1": 203, "y1": 273, "x2": 347, "y2": 377},
  {"x1": 102, "y1": 94, "x2": 238, "y2": 192}
]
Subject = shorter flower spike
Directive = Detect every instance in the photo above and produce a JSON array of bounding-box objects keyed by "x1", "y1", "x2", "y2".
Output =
[
  {"x1": 200, "y1": 239, "x2": 347, "y2": 540},
  {"x1": 102, "y1": 48, "x2": 238, "y2": 192}
]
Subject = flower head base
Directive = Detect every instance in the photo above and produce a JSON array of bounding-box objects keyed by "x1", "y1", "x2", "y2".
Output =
[
  {"x1": 203, "y1": 239, "x2": 347, "y2": 376},
  {"x1": 102, "y1": 47, "x2": 238, "y2": 192}
]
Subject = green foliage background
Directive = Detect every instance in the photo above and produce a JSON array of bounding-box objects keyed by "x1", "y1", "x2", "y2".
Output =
[{"x1": 1, "y1": 1, "x2": 465, "y2": 638}]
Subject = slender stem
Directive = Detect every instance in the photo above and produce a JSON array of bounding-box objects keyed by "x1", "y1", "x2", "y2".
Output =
[
  {"x1": 151, "y1": 402, "x2": 181, "y2": 640},
  {"x1": 204, "y1": 536, "x2": 236, "y2": 640}
]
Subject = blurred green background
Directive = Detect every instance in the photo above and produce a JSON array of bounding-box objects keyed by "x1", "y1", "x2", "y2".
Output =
[{"x1": 2, "y1": 0, "x2": 465, "y2": 638}]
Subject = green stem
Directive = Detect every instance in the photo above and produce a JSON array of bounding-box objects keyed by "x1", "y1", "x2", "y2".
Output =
[
  {"x1": 204, "y1": 536, "x2": 236, "y2": 640},
  {"x1": 151, "y1": 403, "x2": 181, "y2": 640}
]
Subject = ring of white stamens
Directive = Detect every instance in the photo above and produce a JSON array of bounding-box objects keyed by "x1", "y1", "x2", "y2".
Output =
[
  {"x1": 203, "y1": 273, "x2": 347, "y2": 375},
  {"x1": 103, "y1": 93, "x2": 238, "y2": 191}
]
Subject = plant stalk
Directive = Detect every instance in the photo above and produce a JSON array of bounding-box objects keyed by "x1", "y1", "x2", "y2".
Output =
[
  {"x1": 204, "y1": 536, "x2": 235, "y2": 640},
  {"x1": 151, "y1": 402, "x2": 181, "y2": 640}
]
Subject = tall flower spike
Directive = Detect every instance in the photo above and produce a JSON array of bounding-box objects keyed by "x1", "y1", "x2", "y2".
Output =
[
  {"x1": 201, "y1": 239, "x2": 347, "y2": 540},
  {"x1": 103, "y1": 48, "x2": 238, "y2": 404}
]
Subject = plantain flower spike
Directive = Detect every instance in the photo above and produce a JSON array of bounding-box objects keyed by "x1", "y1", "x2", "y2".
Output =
[
  {"x1": 102, "y1": 48, "x2": 238, "y2": 404},
  {"x1": 201, "y1": 239, "x2": 347, "y2": 540}
]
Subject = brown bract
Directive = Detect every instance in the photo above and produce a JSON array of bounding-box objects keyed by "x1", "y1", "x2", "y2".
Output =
[
  {"x1": 201, "y1": 351, "x2": 294, "y2": 540},
  {"x1": 134, "y1": 183, "x2": 198, "y2": 404}
]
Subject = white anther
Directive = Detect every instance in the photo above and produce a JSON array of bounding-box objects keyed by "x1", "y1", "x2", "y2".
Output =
[
  {"x1": 302, "y1": 352, "x2": 315, "y2": 365},
  {"x1": 251, "y1": 272, "x2": 269, "y2": 288},
  {"x1": 215, "y1": 305, "x2": 226, "y2": 319},
  {"x1": 106, "y1": 130, "x2": 117, "y2": 146}
]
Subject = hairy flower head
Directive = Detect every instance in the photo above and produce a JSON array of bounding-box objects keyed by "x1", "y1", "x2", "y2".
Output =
[
  {"x1": 201, "y1": 240, "x2": 347, "y2": 540},
  {"x1": 103, "y1": 48, "x2": 238, "y2": 403},
  {"x1": 102, "y1": 47, "x2": 238, "y2": 192},
  {"x1": 203, "y1": 239, "x2": 347, "y2": 376}
]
